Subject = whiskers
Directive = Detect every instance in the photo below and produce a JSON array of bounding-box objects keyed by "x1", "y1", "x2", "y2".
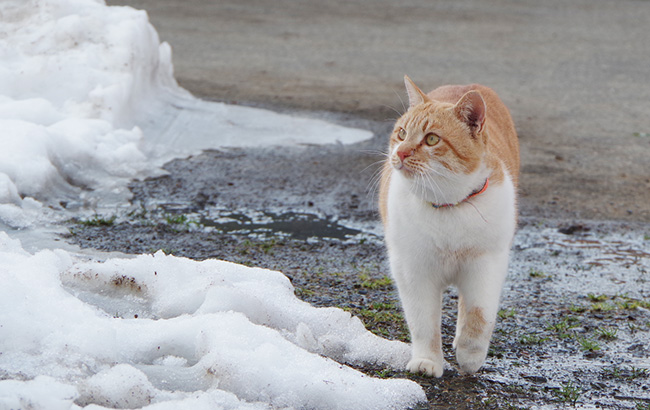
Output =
[
  {"x1": 466, "y1": 200, "x2": 488, "y2": 223},
  {"x1": 417, "y1": 162, "x2": 461, "y2": 204},
  {"x1": 380, "y1": 104, "x2": 404, "y2": 121},
  {"x1": 417, "y1": 170, "x2": 443, "y2": 204},
  {"x1": 364, "y1": 153, "x2": 488, "y2": 224},
  {"x1": 362, "y1": 150, "x2": 390, "y2": 202},
  {"x1": 392, "y1": 88, "x2": 407, "y2": 114},
  {"x1": 378, "y1": 89, "x2": 407, "y2": 122}
]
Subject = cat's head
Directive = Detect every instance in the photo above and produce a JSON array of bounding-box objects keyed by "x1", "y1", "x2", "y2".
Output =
[{"x1": 388, "y1": 76, "x2": 490, "y2": 204}]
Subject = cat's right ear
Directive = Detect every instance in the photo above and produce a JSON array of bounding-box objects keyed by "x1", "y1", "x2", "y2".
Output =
[
  {"x1": 404, "y1": 75, "x2": 429, "y2": 108},
  {"x1": 454, "y1": 90, "x2": 486, "y2": 136}
]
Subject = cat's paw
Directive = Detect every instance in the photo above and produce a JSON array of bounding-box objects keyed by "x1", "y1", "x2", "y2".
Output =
[
  {"x1": 406, "y1": 358, "x2": 444, "y2": 378},
  {"x1": 456, "y1": 347, "x2": 487, "y2": 375}
]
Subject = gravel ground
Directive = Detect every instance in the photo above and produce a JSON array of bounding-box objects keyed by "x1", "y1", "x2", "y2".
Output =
[{"x1": 65, "y1": 117, "x2": 650, "y2": 409}]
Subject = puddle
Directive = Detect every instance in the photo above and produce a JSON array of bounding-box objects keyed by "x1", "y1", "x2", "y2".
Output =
[{"x1": 200, "y1": 210, "x2": 363, "y2": 241}]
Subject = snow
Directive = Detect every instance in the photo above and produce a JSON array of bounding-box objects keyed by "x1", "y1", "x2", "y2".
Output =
[
  {"x1": 0, "y1": 0, "x2": 372, "y2": 228},
  {"x1": 0, "y1": 0, "x2": 420, "y2": 409},
  {"x1": 0, "y1": 234, "x2": 423, "y2": 409}
]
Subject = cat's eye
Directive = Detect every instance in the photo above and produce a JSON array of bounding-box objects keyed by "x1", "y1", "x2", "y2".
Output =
[
  {"x1": 425, "y1": 133, "x2": 440, "y2": 146},
  {"x1": 397, "y1": 128, "x2": 406, "y2": 141}
]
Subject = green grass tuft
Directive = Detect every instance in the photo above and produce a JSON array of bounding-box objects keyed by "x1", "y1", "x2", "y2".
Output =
[
  {"x1": 498, "y1": 308, "x2": 517, "y2": 319},
  {"x1": 359, "y1": 274, "x2": 393, "y2": 289},
  {"x1": 553, "y1": 381, "x2": 582, "y2": 405},
  {"x1": 547, "y1": 317, "x2": 578, "y2": 338},
  {"x1": 528, "y1": 268, "x2": 549, "y2": 278},
  {"x1": 519, "y1": 334, "x2": 549, "y2": 345},
  {"x1": 595, "y1": 326, "x2": 618, "y2": 341},
  {"x1": 577, "y1": 337, "x2": 600, "y2": 352},
  {"x1": 165, "y1": 214, "x2": 188, "y2": 225},
  {"x1": 78, "y1": 214, "x2": 117, "y2": 226},
  {"x1": 587, "y1": 293, "x2": 608, "y2": 302}
]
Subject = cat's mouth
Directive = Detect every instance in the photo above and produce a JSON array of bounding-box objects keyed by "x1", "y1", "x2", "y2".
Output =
[{"x1": 392, "y1": 158, "x2": 417, "y2": 177}]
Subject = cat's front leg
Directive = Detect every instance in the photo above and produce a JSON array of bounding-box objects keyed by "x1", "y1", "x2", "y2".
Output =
[
  {"x1": 453, "y1": 250, "x2": 509, "y2": 374},
  {"x1": 391, "y1": 260, "x2": 446, "y2": 377},
  {"x1": 404, "y1": 291, "x2": 445, "y2": 378},
  {"x1": 407, "y1": 332, "x2": 445, "y2": 378}
]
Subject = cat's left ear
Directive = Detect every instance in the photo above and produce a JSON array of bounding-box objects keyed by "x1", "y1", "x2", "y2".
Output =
[
  {"x1": 404, "y1": 75, "x2": 430, "y2": 108},
  {"x1": 454, "y1": 90, "x2": 486, "y2": 136}
]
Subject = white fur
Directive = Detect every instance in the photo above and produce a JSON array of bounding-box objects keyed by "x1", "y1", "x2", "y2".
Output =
[{"x1": 384, "y1": 165, "x2": 516, "y2": 377}]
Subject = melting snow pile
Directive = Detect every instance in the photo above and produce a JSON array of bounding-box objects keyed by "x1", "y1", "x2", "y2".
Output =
[
  {"x1": 0, "y1": 0, "x2": 372, "y2": 229},
  {"x1": 0, "y1": 233, "x2": 423, "y2": 409},
  {"x1": 0, "y1": 0, "x2": 418, "y2": 409}
]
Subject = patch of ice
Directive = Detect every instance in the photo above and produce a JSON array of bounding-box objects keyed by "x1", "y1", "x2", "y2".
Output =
[
  {"x1": 511, "y1": 222, "x2": 649, "y2": 300},
  {"x1": 492, "y1": 220, "x2": 650, "y2": 406},
  {"x1": 0, "y1": 377, "x2": 79, "y2": 410}
]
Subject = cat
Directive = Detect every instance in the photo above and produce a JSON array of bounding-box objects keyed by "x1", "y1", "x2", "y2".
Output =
[{"x1": 379, "y1": 76, "x2": 519, "y2": 377}]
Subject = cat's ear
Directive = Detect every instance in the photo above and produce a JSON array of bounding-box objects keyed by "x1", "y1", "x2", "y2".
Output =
[
  {"x1": 404, "y1": 75, "x2": 430, "y2": 108},
  {"x1": 454, "y1": 90, "x2": 486, "y2": 135}
]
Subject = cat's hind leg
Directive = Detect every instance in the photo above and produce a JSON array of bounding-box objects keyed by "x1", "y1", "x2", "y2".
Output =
[{"x1": 453, "y1": 250, "x2": 509, "y2": 374}]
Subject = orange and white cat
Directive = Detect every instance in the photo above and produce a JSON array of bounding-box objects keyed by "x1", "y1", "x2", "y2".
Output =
[{"x1": 379, "y1": 76, "x2": 519, "y2": 377}]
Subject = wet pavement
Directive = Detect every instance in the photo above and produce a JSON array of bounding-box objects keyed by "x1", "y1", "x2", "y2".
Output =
[{"x1": 109, "y1": 0, "x2": 650, "y2": 223}]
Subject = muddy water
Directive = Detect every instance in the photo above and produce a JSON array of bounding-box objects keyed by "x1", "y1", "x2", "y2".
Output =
[{"x1": 199, "y1": 210, "x2": 362, "y2": 240}]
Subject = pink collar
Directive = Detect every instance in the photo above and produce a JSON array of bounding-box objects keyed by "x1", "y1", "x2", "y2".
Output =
[{"x1": 432, "y1": 178, "x2": 489, "y2": 209}]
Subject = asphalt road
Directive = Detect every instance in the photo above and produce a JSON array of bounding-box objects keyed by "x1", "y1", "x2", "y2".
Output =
[{"x1": 110, "y1": 0, "x2": 650, "y2": 222}]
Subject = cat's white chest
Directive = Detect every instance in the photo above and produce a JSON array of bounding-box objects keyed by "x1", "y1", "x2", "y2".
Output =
[{"x1": 385, "y1": 171, "x2": 516, "y2": 256}]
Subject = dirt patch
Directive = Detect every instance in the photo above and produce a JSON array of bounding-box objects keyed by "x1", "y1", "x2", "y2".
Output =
[{"x1": 111, "y1": 275, "x2": 145, "y2": 294}]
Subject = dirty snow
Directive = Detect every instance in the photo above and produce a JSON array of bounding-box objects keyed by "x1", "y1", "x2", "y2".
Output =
[
  {"x1": 0, "y1": 0, "x2": 372, "y2": 229},
  {"x1": 0, "y1": 0, "x2": 417, "y2": 409},
  {"x1": 0, "y1": 232, "x2": 423, "y2": 409}
]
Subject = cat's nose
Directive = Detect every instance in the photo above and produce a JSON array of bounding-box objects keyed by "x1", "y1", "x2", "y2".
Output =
[{"x1": 397, "y1": 150, "x2": 413, "y2": 162}]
